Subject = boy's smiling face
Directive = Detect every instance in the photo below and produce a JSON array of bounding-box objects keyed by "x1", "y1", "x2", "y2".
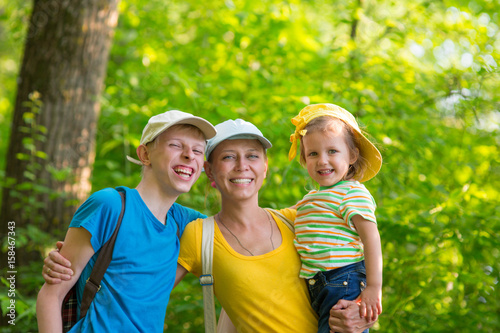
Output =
[{"x1": 147, "y1": 125, "x2": 206, "y2": 196}]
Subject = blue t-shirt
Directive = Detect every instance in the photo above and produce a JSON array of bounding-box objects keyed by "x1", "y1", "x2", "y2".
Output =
[{"x1": 68, "y1": 186, "x2": 205, "y2": 332}]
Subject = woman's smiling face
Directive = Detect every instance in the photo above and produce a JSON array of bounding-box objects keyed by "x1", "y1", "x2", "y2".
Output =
[{"x1": 205, "y1": 138, "x2": 268, "y2": 202}]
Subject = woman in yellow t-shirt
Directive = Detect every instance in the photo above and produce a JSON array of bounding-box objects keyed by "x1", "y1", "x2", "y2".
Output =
[{"x1": 175, "y1": 119, "x2": 373, "y2": 332}]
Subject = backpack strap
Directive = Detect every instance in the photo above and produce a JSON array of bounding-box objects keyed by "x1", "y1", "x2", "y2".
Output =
[
  {"x1": 201, "y1": 216, "x2": 217, "y2": 333},
  {"x1": 264, "y1": 208, "x2": 295, "y2": 232},
  {"x1": 80, "y1": 190, "x2": 126, "y2": 318}
]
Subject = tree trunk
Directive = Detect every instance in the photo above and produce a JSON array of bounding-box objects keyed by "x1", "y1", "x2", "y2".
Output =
[{"x1": 0, "y1": 0, "x2": 119, "y2": 321}]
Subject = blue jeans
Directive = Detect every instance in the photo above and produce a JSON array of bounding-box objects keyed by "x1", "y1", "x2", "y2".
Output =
[{"x1": 307, "y1": 261, "x2": 368, "y2": 333}]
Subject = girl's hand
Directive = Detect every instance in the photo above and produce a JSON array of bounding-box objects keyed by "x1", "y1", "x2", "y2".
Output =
[
  {"x1": 357, "y1": 286, "x2": 382, "y2": 321},
  {"x1": 42, "y1": 241, "x2": 74, "y2": 284}
]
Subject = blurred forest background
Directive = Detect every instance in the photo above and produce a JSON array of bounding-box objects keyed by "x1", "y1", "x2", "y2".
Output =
[{"x1": 0, "y1": 0, "x2": 499, "y2": 332}]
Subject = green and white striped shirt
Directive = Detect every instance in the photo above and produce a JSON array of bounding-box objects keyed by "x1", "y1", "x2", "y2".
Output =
[{"x1": 294, "y1": 180, "x2": 377, "y2": 279}]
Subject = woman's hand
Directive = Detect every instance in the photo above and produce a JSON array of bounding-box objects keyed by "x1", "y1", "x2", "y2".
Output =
[
  {"x1": 42, "y1": 241, "x2": 74, "y2": 284},
  {"x1": 329, "y1": 299, "x2": 375, "y2": 333}
]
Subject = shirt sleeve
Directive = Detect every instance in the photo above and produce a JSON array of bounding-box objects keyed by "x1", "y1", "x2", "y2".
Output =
[
  {"x1": 340, "y1": 185, "x2": 377, "y2": 228},
  {"x1": 177, "y1": 218, "x2": 203, "y2": 276},
  {"x1": 273, "y1": 207, "x2": 297, "y2": 233},
  {"x1": 280, "y1": 207, "x2": 297, "y2": 222},
  {"x1": 169, "y1": 203, "x2": 206, "y2": 237},
  {"x1": 69, "y1": 188, "x2": 122, "y2": 252}
]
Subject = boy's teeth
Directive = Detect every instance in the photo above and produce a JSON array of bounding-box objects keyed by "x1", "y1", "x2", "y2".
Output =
[{"x1": 174, "y1": 167, "x2": 193, "y2": 176}]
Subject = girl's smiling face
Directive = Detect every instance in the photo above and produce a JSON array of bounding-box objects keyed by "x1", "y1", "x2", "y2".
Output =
[{"x1": 302, "y1": 125, "x2": 358, "y2": 187}]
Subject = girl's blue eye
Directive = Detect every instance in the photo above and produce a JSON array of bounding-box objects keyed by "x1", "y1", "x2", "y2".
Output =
[
  {"x1": 308, "y1": 152, "x2": 317, "y2": 157},
  {"x1": 329, "y1": 149, "x2": 337, "y2": 154}
]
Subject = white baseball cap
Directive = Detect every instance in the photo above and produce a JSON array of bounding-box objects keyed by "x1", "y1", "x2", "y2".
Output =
[
  {"x1": 205, "y1": 119, "x2": 272, "y2": 160},
  {"x1": 127, "y1": 110, "x2": 217, "y2": 165}
]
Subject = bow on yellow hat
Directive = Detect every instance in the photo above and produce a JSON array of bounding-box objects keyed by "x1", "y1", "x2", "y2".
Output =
[{"x1": 288, "y1": 103, "x2": 382, "y2": 182}]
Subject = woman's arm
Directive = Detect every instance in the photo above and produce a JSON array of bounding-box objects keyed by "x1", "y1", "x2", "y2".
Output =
[
  {"x1": 217, "y1": 308, "x2": 237, "y2": 333},
  {"x1": 174, "y1": 263, "x2": 238, "y2": 332},
  {"x1": 174, "y1": 263, "x2": 189, "y2": 288},
  {"x1": 174, "y1": 264, "x2": 237, "y2": 333},
  {"x1": 37, "y1": 228, "x2": 94, "y2": 333},
  {"x1": 351, "y1": 215, "x2": 383, "y2": 321}
]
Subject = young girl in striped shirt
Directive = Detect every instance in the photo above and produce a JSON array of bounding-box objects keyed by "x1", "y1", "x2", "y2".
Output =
[{"x1": 288, "y1": 103, "x2": 383, "y2": 333}]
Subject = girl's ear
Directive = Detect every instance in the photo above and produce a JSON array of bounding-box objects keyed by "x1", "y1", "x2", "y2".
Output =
[
  {"x1": 350, "y1": 147, "x2": 359, "y2": 164},
  {"x1": 136, "y1": 145, "x2": 151, "y2": 166},
  {"x1": 204, "y1": 161, "x2": 214, "y2": 181}
]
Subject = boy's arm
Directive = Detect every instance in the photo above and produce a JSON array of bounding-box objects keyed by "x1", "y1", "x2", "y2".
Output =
[
  {"x1": 37, "y1": 227, "x2": 95, "y2": 333},
  {"x1": 351, "y1": 215, "x2": 383, "y2": 320},
  {"x1": 43, "y1": 241, "x2": 74, "y2": 283}
]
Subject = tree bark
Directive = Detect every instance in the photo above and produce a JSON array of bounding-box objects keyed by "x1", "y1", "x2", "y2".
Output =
[{"x1": 0, "y1": 0, "x2": 119, "y2": 320}]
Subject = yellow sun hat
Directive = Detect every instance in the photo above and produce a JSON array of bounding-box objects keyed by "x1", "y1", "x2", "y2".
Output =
[{"x1": 288, "y1": 103, "x2": 382, "y2": 182}]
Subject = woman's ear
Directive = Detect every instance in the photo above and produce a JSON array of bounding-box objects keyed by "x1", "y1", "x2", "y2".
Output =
[
  {"x1": 204, "y1": 161, "x2": 218, "y2": 188},
  {"x1": 136, "y1": 145, "x2": 151, "y2": 166},
  {"x1": 204, "y1": 161, "x2": 214, "y2": 181}
]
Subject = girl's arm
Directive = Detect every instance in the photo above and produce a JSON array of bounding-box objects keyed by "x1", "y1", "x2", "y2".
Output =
[
  {"x1": 351, "y1": 215, "x2": 383, "y2": 321},
  {"x1": 37, "y1": 228, "x2": 95, "y2": 333}
]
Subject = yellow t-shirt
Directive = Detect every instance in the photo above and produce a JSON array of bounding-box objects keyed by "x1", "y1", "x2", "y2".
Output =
[{"x1": 178, "y1": 209, "x2": 318, "y2": 332}]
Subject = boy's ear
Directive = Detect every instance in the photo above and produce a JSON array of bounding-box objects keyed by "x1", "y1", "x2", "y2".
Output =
[{"x1": 136, "y1": 145, "x2": 151, "y2": 166}]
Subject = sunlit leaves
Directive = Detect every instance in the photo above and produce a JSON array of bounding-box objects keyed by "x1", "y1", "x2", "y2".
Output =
[{"x1": 0, "y1": 0, "x2": 499, "y2": 331}]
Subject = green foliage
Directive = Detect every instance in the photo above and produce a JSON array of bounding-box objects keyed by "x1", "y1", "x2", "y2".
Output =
[
  {"x1": 0, "y1": 90, "x2": 71, "y2": 332},
  {"x1": 1, "y1": 0, "x2": 499, "y2": 331},
  {"x1": 3, "y1": 92, "x2": 73, "y2": 224},
  {"x1": 0, "y1": 0, "x2": 30, "y2": 205},
  {"x1": 0, "y1": 259, "x2": 45, "y2": 333}
]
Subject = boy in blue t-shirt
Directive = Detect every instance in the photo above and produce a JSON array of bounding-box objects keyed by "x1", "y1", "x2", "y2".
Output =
[{"x1": 37, "y1": 111, "x2": 216, "y2": 333}]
